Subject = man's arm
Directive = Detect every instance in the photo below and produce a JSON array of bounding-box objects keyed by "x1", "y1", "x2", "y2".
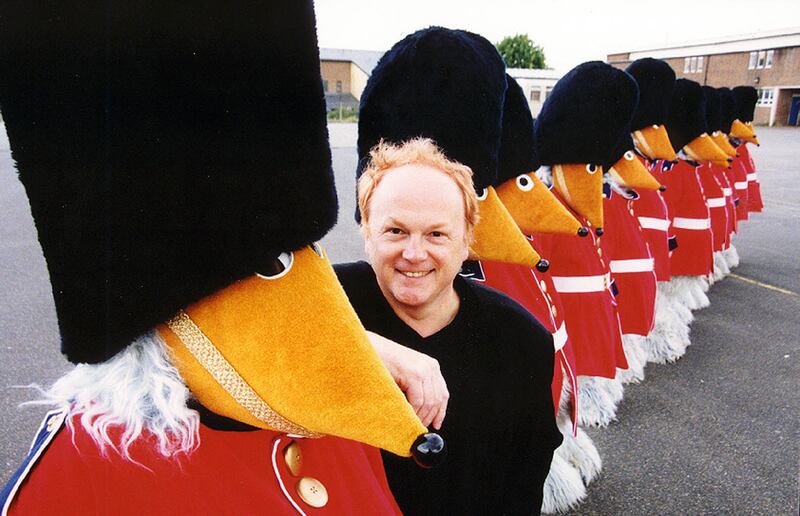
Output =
[{"x1": 366, "y1": 331, "x2": 449, "y2": 430}]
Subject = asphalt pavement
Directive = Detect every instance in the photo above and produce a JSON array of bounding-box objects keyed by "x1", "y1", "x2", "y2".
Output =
[{"x1": 1, "y1": 122, "x2": 798, "y2": 514}]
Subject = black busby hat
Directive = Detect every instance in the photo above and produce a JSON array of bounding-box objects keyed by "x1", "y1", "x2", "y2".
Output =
[
  {"x1": 535, "y1": 61, "x2": 639, "y2": 166},
  {"x1": 0, "y1": 2, "x2": 336, "y2": 363},
  {"x1": 603, "y1": 132, "x2": 637, "y2": 172},
  {"x1": 357, "y1": 27, "x2": 506, "y2": 192},
  {"x1": 497, "y1": 74, "x2": 541, "y2": 184},
  {"x1": 625, "y1": 58, "x2": 676, "y2": 131},
  {"x1": 718, "y1": 87, "x2": 737, "y2": 133},
  {"x1": 702, "y1": 86, "x2": 723, "y2": 133},
  {"x1": 665, "y1": 79, "x2": 708, "y2": 152},
  {"x1": 732, "y1": 86, "x2": 759, "y2": 122}
]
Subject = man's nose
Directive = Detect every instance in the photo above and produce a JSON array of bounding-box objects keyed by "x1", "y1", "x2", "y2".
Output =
[{"x1": 401, "y1": 236, "x2": 427, "y2": 261}]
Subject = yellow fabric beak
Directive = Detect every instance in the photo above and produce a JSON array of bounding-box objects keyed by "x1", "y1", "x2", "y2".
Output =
[
  {"x1": 469, "y1": 186, "x2": 543, "y2": 268},
  {"x1": 730, "y1": 119, "x2": 760, "y2": 145},
  {"x1": 158, "y1": 245, "x2": 425, "y2": 457},
  {"x1": 710, "y1": 131, "x2": 738, "y2": 157},
  {"x1": 683, "y1": 133, "x2": 730, "y2": 164},
  {"x1": 607, "y1": 151, "x2": 662, "y2": 191},
  {"x1": 552, "y1": 163, "x2": 604, "y2": 228},
  {"x1": 633, "y1": 124, "x2": 678, "y2": 161},
  {"x1": 495, "y1": 172, "x2": 583, "y2": 236}
]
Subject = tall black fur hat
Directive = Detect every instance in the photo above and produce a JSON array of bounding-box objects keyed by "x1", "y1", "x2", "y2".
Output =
[
  {"x1": 0, "y1": 1, "x2": 335, "y2": 364},
  {"x1": 625, "y1": 58, "x2": 676, "y2": 131},
  {"x1": 535, "y1": 61, "x2": 639, "y2": 166},
  {"x1": 732, "y1": 86, "x2": 758, "y2": 122},
  {"x1": 702, "y1": 86, "x2": 723, "y2": 133},
  {"x1": 603, "y1": 132, "x2": 637, "y2": 171},
  {"x1": 357, "y1": 27, "x2": 506, "y2": 194},
  {"x1": 665, "y1": 79, "x2": 708, "y2": 151},
  {"x1": 497, "y1": 74, "x2": 541, "y2": 184},
  {"x1": 718, "y1": 87, "x2": 737, "y2": 133}
]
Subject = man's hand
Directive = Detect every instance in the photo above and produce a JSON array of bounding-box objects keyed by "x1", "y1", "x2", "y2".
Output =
[{"x1": 366, "y1": 331, "x2": 449, "y2": 430}]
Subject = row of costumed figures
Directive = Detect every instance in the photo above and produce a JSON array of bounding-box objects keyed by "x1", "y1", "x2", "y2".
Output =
[{"x1": 0, "y1": 3, "x2": 763, "y2": 514}]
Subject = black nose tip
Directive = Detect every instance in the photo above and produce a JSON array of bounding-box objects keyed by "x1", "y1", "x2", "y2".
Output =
[
  {"x1": 727, "y1": 157, "x2": 733, "y2": 162},
  {"x1": 658, "y1": 185, "x2": 667, "y2": 192},
  {"x1": 535, "y1": 259, "x2": 550, "y2": 273},
  {"x1": 595, "y1": 227, "x2": 604, "y2": 236},
  {"x1": 577, "y1": 226, "x2": 589, "y2": 237},
  {"x1": 411, "y1": 433, "x2": 446, "y2": 469}
]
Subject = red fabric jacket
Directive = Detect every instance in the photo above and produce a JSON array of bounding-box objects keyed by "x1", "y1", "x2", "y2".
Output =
[
  {"x1": 739, "y1": 144, "x2": 764, "y2": 212},
  {"x1": 697, "y1": 163, "x2": 729, "y2": 253},
  {"x1": 633, "y1": 156, "x2": 672, "y2": 281},
  {"x1": 6, "y1": 411, "x2": 401, "y2": 515}
]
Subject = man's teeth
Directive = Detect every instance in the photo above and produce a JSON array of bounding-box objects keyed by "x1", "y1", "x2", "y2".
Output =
[{"x1": 401, "y1": 271, "x2": 429, "y2": 277}]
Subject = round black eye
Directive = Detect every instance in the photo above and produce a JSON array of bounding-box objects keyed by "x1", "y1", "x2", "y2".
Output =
[
  {"x1": 624, "y1": 151, "x2": 635, "y2": 161},
  {"x1": 311, "y1": 242, "x2": 324, "y2": 258},
  {"x1": 476, "y1": 188, "x2": 488, "y2": 200},
  {"x1": 516, "y1": 175, "x2": 534, "y2": 191},
  {"x1": 256, "y1": 252, "x2": 294, "y2": 280},
  {"x1": 586, "y1": 164, "x2": 598, "y2": 174}
]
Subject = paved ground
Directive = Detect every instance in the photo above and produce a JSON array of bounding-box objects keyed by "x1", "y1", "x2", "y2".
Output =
[{"x1": 1, "y1": 122, "x2": 798, "y2": 514}]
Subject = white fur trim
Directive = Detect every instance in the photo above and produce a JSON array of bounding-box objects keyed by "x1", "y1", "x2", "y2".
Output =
[{"x1": 576, "y1": 376, "x2": 623, "y2": 427}]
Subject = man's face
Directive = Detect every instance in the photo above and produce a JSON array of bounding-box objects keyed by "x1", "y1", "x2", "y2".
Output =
[{"x1": 364, "y1": 163, "x2": 470, "y2": 313}]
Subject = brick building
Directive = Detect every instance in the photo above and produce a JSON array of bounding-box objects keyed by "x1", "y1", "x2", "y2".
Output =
[
  {"x1": 608, "y1": 27, "x2": 800, "y2": 126},
  {"x1": 319, "y1": 48, "x2": 383, "y2": 112}
]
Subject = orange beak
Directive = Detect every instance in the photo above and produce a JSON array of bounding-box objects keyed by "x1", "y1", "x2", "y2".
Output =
[
  {"x1": 494, "y1": 172, "x2": 585, "y2": 236},
  {"x1": 633, "y1": 124, "x2": 678, "y2": 161},
  {"x1": 552, "y1": 163, "x2": 604, "y2": 228},
  {"x1": 683, "y1": 133, "x2": 731, "y2": 165},
  {"x1": 730, "y1": 119, "x2": 760, "y2": 145},
  {"x1": 470, "y1": 186, "x2": 547, "y2": 269},
  {"x1": 607, "y1": 150, "x2": 662, "y2": 191},
  {"x1": 710, "y1": 131, "x2": 738, "y2": 158},
  {"x1": 158, "y1": 245, "x2": 427, "y2": 457}
]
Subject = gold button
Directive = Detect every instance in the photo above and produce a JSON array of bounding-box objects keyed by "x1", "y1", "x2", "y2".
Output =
[
  {"x1": 629, "y1": 208, "x2": 635, "y2": 216},
  {"x1": 296, "y1": 477, "x2": 328, "y2": 508},
  {"x1": 546, "y1": 293, "x2": 553, "y2": 303},
  {"x1": 284, "y1": 441, "x2": 302, "y2": 476},
  {"x1": 604, "y1": 276, "x2": 610, "y2": 289},
  {"x1": 551, "y1": 305, "x2": 558, "y2": 318},
  {"x1": 539, "y1": 280, "x2": 547, "y2": 293},
  {"x1": 597, "y1": 247, "x2": 603, "y2": 258},
  {"x1": 46, "y1": 418, "x2": 58, "y2": 432}
]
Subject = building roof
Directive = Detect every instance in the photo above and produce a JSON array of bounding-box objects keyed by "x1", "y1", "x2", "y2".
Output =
[
  {"x1": 610, "y1": 26, "x2": 800, "y2": 61},
  {"x1": 507, "y1": 67, "x2": 562, "y2": 81},
  {"x1": 319, "y1": 48, "x2": 385, "y2": 75}
]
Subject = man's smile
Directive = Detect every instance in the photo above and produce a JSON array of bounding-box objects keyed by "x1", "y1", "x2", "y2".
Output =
[{"x1": 398, "y1": 269, "x2": 433, "y2": 278}]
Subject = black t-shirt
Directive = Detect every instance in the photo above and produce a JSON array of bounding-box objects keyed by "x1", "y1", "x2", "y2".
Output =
[{"x1": 334, "y1": 261, "x2": 562, "y2": 515}]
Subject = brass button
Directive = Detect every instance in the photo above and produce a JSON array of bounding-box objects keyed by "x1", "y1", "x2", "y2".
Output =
[
  {"x1": 597, "y1": 247, "x2": 603, "y2": 258},
  {"x1": 296, "y1": 477, "x2": 328, "y2": 508},
  {"x1": 284, "y1": 441, "x2": 302, "y2": 476},
  {"x1": 46, "y1": 418, "x2": 58, "y2": 432},
  {"x1": 629, "y1": 208, "x2": 635, "y2": 216},
  {"x1": 551, "y1": 305, "x2": 558, "y2": 318},
  {"x1": 539, "y1": 280, "x2": 547, "y2": 293},
  {"x1": 546, "y1": 293, "x2": 553, "y2": 303}
]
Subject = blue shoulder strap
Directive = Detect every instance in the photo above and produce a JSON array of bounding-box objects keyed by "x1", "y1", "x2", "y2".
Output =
[{"x1": 1, "y1": 409, "x2": 67, "y2": 516}]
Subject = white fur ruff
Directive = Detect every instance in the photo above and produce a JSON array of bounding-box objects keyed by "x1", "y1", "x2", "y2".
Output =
[
  {"x1": 576, "y1": 376, "x2": 623, "y2": 427},
  {"x1": 711, "y1": 251, "x2": 731, "y2": 283},
  {"x1": 541, "y1": 452, "x2": 588, "y2": 514},
  {"x1": 723, "y1": 244, "x2": 740, "y2": 269},
  {"x1": 641, "y1": 285, "x2": 691, "y2": 363},
  {"x1": 617, "y1": 334, "x2": 646, "y2": 384},
  {"x1": 22, "y1": 331, "x2": 199, "y2": 461}
]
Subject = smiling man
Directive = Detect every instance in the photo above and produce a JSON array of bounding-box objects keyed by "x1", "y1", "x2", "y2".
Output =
[{"x1": 334, "y1": 138, "x2": 561, "y2": 514}]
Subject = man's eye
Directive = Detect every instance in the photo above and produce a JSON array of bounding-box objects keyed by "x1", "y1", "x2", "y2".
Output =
[
  {"x1": 388, "y1": 228, "x2": 403, "y2": 235},
  {"x1": 431, "y1": 231, "x2": 444, "y2": 238}
]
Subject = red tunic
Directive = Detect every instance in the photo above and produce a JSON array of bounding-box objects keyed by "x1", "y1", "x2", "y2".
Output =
[
  {"x1": 532, "y1": 199, "x2": 627, "y2": 380},
  {"x1": 6, "y1": 411, "x2": 401, "y2": 515},
  {"x1": 731, "y1": 154, "x2": 750, "y2": 222},
  {"x1": 634, "y1": 156, "x2": 672, "y2": 281},
  {"x1": 600, "y1": 190, "x2": 657, "y2": 336},
  {"x1": 659, "y1": 160, "x2": 714, "y2": 276},
  {"x1": 469, "y1": 258, "x2": 578, "y2": 428},
  {"x1": 716, "y1": 164, "x2": 739, "y2": 241},
  {"x1": 697, "y1": 163, "x2": 729, "y2": 253},
  {"x1": 739, "y1": 144, "x2": 764, "y2": 212}
]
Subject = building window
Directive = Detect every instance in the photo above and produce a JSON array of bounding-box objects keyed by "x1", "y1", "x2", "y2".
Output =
[
  {"x1": 757, "y1": 50, "x2": 766, "y2": 69},
  {"x1": 544, "y1": 86, "x2": 554, "y2": 99},
  {"x1": 765, "y1": 49, "x2": 774, "y2": 68},
  {"x1": 697, "y1": 56, "x2": 703, "y2": 73},
  {"x1": 748, "y1": 51, "x2": 757, "y2": 69},
  {"x1": 684, "y1": 57, "x2": 691, "y2": 73},
  {"x1": 757, "y1": 88, "x2": 774, "y2": 106},
  {"x1": 323, "y1": 80, "x2": 328, "y2": 92},
  {"x1": 530, "y1": 89, "x2": 541, "y2": 102},
  {"x1": 335, "y1": 80, "x2": 342, "y2": 93}
]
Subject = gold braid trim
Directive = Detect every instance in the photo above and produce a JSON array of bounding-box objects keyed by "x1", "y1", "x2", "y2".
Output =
[{"x1": 166, "y1": 310, "x2": 322, "y2": 438}]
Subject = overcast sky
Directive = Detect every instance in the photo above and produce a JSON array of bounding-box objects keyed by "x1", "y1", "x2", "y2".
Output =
[{"x1": 315, "y1": 0, "x2": 800, "y2": 72}]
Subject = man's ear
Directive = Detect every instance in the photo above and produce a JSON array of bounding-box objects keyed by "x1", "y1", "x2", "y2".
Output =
[{"x1": 363, "y1": 225, "x2": 374, "y2": 257}]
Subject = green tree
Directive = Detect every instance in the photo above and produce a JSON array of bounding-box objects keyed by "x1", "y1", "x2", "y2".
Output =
[{"x1": 496, "y1": 34, "x2": 547, "y2": 69}]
